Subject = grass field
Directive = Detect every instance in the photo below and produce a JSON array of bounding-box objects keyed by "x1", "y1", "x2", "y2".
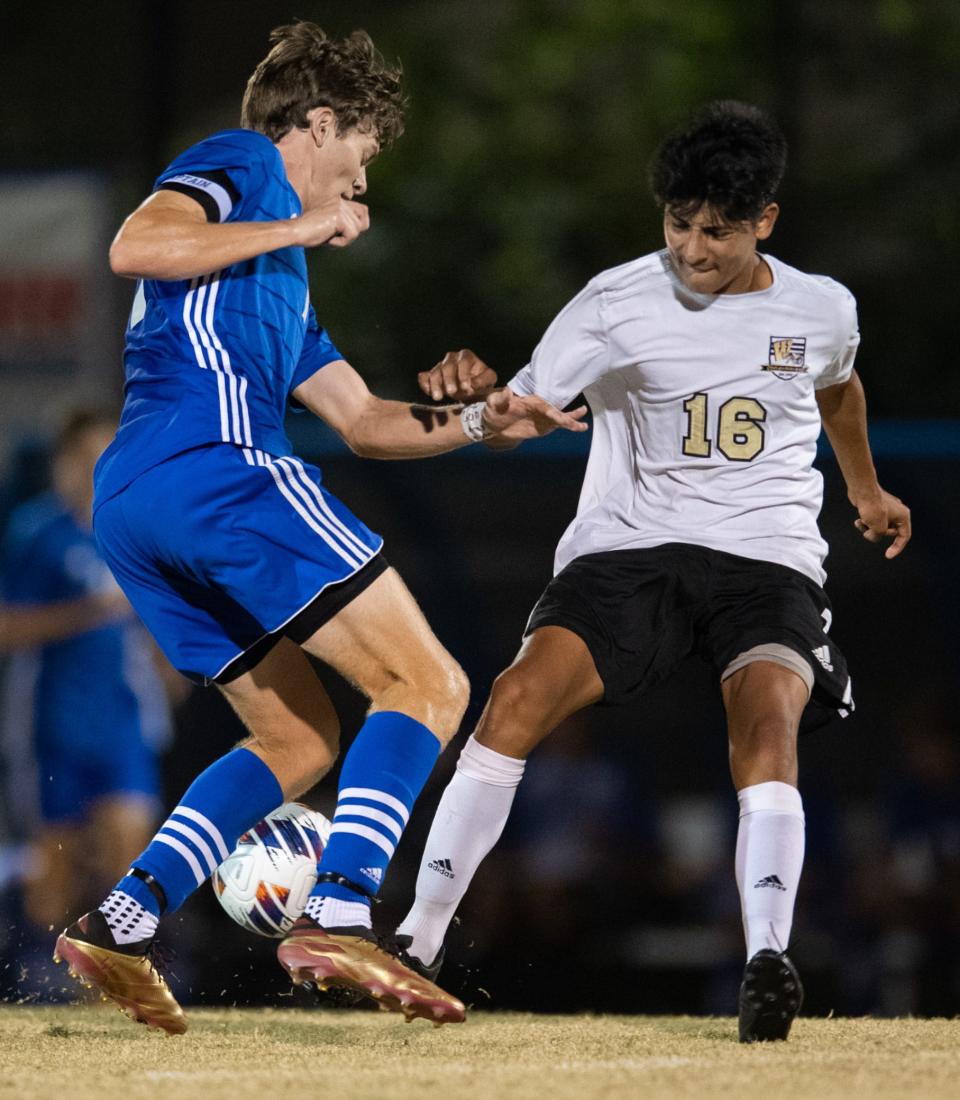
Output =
[{"x1": 1, "y1": 1006, "x2": 957, "y2": 1100}]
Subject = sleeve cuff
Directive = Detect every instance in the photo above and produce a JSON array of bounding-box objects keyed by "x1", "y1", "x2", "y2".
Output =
[{"x1": 814, "y1": 365, "x2": 854, "y2": 390}]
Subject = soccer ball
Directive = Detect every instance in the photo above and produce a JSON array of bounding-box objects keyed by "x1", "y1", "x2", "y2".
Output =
[{"x1": 212, "y1": 802, "x2": 331, "y2": 938}]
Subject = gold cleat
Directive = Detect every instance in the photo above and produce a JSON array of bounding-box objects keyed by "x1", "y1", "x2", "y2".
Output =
[
  {"x1": 277, "y1": 918, "x2": 465, "y2": 1025},
  {"x1": 54, "y1": 911, "x2": 187, "y2": 1036}
]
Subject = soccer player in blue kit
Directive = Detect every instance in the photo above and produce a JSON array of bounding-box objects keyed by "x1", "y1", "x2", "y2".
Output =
[
  {"x1": 3, "y1": 410, "x2": 170, "y2": 934},
  {"x1": 54, "y1": 22, "x2": 584, "y2": 1033}
]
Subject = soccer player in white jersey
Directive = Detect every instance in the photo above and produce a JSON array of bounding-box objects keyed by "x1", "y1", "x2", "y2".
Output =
[
  {"x1": 52, "y1": 22, "x2": 584, "y2": 1034},
  {"x1": 397, "y1": 101, "x2": 911, "y2": 1041}
]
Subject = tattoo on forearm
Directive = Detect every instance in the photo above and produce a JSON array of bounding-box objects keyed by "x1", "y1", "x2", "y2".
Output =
[{"x1": 409, "y1": 405, "x2": 459, "y2": 434}]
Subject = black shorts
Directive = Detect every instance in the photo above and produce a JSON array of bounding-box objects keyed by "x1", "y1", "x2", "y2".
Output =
[{"x1": 525, "y1": 544, "x2": 853, "y2": 732}]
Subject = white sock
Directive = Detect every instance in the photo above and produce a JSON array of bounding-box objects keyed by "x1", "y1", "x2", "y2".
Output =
[
  {"x1": 735, "y1": 781, "x2": 805, "y2": 959},
  {"x1": 396, "y1": 736, "x2": 525, "y2": 964},
  {"x1": 99, "y1": 890, "x2": 159, "y2": 945},
  {"x1": 304, "y1": 895, "x2": 371, "y2": 930}
]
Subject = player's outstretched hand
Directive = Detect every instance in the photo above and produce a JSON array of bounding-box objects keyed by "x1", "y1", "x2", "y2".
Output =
[
  {"x1": 853, "y1": 488, "x2": 911, "y2": 559},
  {"x1": 419, "y1": 349, "x2": 499, "y2": 402},
  {"x1": 481, "y1": 388, "x2": 588, "y2": 443},
  {"x1": 296, "y1": 196, "x2": 370, "y2": 249}
]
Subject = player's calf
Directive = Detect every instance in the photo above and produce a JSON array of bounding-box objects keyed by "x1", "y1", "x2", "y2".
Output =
[
  {"x1": 219, "y1": 640, "x2": 342, "y2": 798},
  {"x1": 239, "y1": 733, "x2": 339, "y2": 801}
]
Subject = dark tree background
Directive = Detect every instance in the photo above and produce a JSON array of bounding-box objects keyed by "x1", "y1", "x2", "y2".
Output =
[{"x1": 4, "y1": 0, "x2": 959, "y2": 415}]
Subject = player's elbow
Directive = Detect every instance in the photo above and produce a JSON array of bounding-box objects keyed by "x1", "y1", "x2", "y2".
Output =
[
  {"x1": 109, "y1": 219, "x2": 182, "y2": 281},
  {"x1": 338, "y1": 398, "x2": 391, "y2": 459},
  {"x1": 344, "y1": 435, "x2": 383, "y2": 460},
  {"x1": 340, "y1": 429, "x2": 371, "y2": 458},
  {"x1": 109, "y1": 231, "x2": 147, "y2": 279}
]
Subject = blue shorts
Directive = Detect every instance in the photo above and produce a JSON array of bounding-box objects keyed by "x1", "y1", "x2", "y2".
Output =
[
  {"x1": 94, "y1": 445, "x2": 384, "y2": 683},
  {"x1": 37, "y1": 734, "x2": 160, "y2": 823}
]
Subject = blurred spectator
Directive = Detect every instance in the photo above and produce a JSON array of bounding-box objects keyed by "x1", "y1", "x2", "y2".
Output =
[
  {"x1": 837, "y1": 712, "x2": 960, "y2": 1016},
  {"x1": 0, "y1": 592, "x2": 131, "y2": 651},
  {"x1": 887, "y1": 718, "x2": 960, "y2": 1014},
  {"x1": 0, "y1": 410, "x2": 181, "y2": 943}
]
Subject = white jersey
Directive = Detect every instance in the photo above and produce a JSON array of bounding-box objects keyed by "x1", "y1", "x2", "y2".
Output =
[{"x1": 509, "y1": 250, "x2": 858, "y2": 586}]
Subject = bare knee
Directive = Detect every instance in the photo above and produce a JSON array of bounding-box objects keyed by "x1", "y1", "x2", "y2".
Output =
[
  {"x1": 364, "y1": 652, "x2": 468, "y2": 746},
  {"x1": 487, "y1": 666, "x2": 542, "y2": 724},
  {"x1": 475, "y1": 665, "x2": 556, "y2": 757},
  {"x1": 440, "y1": 659, "x2": 471, "y2": 741},
  {"x1": 401, "y1": 656, "x2": 470, "y2": 746}
]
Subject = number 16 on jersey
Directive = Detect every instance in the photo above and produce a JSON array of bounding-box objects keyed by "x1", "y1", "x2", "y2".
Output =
[{"x1": 682, "y1": 393, "x2": 768, "y2": 462}]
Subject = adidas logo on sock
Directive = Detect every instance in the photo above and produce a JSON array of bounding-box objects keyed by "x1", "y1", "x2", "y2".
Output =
[
  {"x1": 427, "y1": 857, "x2": 455, "y2": 879},
  {"x1": 811, "y1": 644, "x2": 833, "y2": 671},
  {"x1": 360, "y1": 866, "x2": 383, "y2": 885},
  {"x1": 754, "y1": 874, "x2": 787, "y2": 891}
]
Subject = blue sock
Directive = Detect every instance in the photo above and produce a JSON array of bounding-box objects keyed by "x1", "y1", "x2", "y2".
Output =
[
  {"x1": 114, "y1": 747, "x2": 284, "y2": 914},
  {"x1": 111, "y1": 872, "x2": 162, "y2": 918},
  {"x1": 311, "y1": 711, "x2": 441, "y2": 902}
]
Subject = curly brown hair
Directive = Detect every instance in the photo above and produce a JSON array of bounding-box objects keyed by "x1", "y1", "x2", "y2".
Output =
[{"x1": 241, "y1": 22, "x2": 405, "y2": 146}]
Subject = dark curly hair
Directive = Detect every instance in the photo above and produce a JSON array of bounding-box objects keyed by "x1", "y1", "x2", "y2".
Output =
[
  {"x1": 241, "y1": 22, "x2": 405, "y2": 146},
  {"x1": 649, "y1": 101, "x2": 787, "y2": 223}
]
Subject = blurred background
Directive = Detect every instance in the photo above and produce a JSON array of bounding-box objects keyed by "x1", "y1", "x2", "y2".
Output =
[{"x1": 1, "y1": 1, "x2": 958, "y2": 1017}]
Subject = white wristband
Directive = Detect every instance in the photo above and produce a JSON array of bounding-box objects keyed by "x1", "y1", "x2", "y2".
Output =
[{"x1": 460, "y1": 402, "x2": 492, "y2": 442}]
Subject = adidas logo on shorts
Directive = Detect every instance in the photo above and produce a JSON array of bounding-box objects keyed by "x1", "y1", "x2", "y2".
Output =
[{"x1": 811, "y1": 644, "x2": 833, "y2": 672}]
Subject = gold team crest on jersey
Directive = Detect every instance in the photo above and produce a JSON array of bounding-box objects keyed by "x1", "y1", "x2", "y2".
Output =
[{"x1": 762, "y1": 336, "x2": 808, "y2": 381}]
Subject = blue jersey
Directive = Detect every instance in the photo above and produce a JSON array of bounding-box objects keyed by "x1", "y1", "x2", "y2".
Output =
[
  {"x1": 94, "y1": 128, "x2": 344, "y2": 505},
  {"x1": 2, "y1": 494, "x2": 170, "y2": 757}
]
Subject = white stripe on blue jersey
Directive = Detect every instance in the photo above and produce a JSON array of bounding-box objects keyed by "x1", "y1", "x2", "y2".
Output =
[
  {"x1": 182, "y1": 273, "x2": 254, "y2": 447},
  {"x1": 182, "y1": 279, "x2": 209, "y2": 371}
]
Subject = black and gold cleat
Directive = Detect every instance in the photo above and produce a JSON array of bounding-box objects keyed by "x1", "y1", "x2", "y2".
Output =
[
  {"x1": 53, "y1": 911, "x2": 186, "y2": 1035},
  {"x1": 278, "y1": 918, "x2": 464, "y2": 1025},
  {"x1": 391, "y1": 933, "x2": 444, "y2": 983},
  {"x1": 738, "y1": 948, "x2": 803, "y2": 1042}
]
